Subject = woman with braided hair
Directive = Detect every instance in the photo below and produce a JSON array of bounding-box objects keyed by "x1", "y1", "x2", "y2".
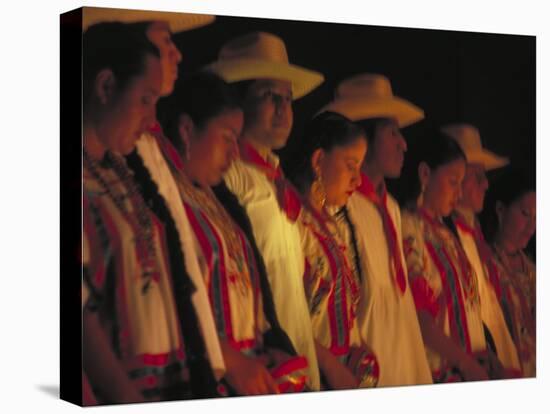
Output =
[
  {"x1": 288, "y1": 111, "x2": 379, "y2": 390},
  {"x1": 82, "y1": 22, "x2": 214, "y2": 404},
  {"x1": 157, "y1": 70, "x2": 309, "y2": 397}
]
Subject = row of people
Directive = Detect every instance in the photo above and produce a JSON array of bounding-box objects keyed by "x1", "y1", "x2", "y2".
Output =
[{"x1": 80, "y1": 9, "x2": 535, "y2": 405}]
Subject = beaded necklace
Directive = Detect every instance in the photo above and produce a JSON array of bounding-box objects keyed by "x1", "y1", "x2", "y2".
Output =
[
  {"x1": 302, "y1": 200, "x2": 361, "y2": 312},
  {"x1": 84, "y1": 149, "x2": 160, "y2": 293},
  {"x1": 418, "y1": 207, "x2": 478, "y2": 302},
  {"x1": 493, "y1": 244, "x2": 536, "y2": 320}
]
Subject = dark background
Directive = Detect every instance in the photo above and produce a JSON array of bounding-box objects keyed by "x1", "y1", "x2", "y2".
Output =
[{"x1": 173, "y1": 14, "x2": 536, "y2": 256}]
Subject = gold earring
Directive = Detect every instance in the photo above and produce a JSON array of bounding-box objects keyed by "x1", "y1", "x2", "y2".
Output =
[
  {"x1": 310, "y1": 170, "x2": 327, "y2": 208},
  {"x1": 417, "y1": 184, "x2": 425, "y2": 208}
]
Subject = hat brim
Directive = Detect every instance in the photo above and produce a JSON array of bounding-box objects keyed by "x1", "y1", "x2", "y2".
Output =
[
  {"x1": 83, "y1": 7, "x2": 215, "y2": 33},
  {"x1": 205, "y1": 58, "x2": 324, "y2": 100},
  {"x1": 466, "y1": 150, "x2": 509, "y2": 171},
  {"x1": 319, "y1": 96, "x2": 424, "y2": 128}
]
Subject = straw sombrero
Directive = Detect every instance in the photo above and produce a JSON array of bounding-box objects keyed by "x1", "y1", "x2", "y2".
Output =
[
  {"x1": 82, "y1": 6, "x2": 215, "y2": 33},
  {"x1": 205, "y1": 31, "x2": 324, "y2": 100},
  {"x1": 320, "y1": 73, "x2": 424, "y2": 128},
  {"x1": 442, "y1": 123, "x2": 509, "y2": 171}
]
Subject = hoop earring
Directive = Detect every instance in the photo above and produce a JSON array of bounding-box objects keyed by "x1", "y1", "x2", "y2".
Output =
[
  {"x1": 417, "y1": 184, "x2": 425, "y2": 208},
  {"x1": 310, "y1": 170, "x2": 327, "y2": 208}
]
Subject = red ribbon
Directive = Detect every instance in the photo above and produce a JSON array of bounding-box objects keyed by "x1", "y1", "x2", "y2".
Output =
[
  {"x1": 356, "y1": 173, "x2": 406, "y2": 295},
  {"x1": 239, "y1": 141, "x2": 302, "y2": 222}
]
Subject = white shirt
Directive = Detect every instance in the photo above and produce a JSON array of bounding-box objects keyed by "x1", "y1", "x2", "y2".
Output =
[
  {"x1": 347, "y1": 191, "x2": 433, "y2": 386},
  {"x1": 224, "y1": 154, "x2": 321, "y2": 391},
  {"x1": 135, "y1": 132, "x2": 225, "y2": 380},
  {"x1": 455, "y1": 210, "x2": 521, "y2": 371}
]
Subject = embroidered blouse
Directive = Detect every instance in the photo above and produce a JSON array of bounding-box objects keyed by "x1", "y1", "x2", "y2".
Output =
[
  {"x1": 83, "y1": 154, "x2": 189, "y2": 401},
  {"x1": 175, "y1": 171, "x2": 267, "y2": 355},
  {"x1": 402, "y1": 208, "x2": 486, "y2": 380},
  {"x1": 492, "y1": 246, "x2": 536, "y2": 377},
  {"x1": 298, "y1": 204, "x2": 361, "y2": 359}
]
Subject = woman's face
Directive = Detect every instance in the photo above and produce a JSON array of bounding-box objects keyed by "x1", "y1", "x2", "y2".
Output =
[
  {"x1": 422, "y1": 158, "x2": 466, "y2": 218},
  {"x1": 98, "y1": 54, "x2": 162, "y2": 155},
  {"x1": 498, "y1": 191, "x2": 536, "y2": 250},
  {"x1": 317, "y1": 135, "x2": 367, "y2": 208},
  {"x1": 186, "y1": 108, "x2": 243, "y2": 187}
]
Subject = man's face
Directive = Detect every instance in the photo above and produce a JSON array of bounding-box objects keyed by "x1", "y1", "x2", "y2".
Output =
[
  {"x1": 241, "y1": 79, "x2": 293, "y2": 150},
  {"x1": 146, "y1": 21, "x2": 182, "y2": 96},
  {"x1": 459, "y1": 163, "x2": 489, "y2": 213},
  {"x1": 367, "y1": 118, "x2": 407, "y2": 178}
]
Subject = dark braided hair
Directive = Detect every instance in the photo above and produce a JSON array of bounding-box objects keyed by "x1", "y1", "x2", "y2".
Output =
[
  {"x1": 212, "y1": 181, "x2": 297, "y2": 356},
  {"x1": 340, "y1": 206, "x2": 365, "y2": 284},
  {"x1": 125, "y1": 149, "x2": 219, "y2": 398},
  {"x1": 83, "y1": 22, "x2": 159, "y2": 107}
]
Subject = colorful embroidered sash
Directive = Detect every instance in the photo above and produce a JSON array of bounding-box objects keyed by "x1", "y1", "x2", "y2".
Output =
[
  {"x1": 239, "y1": 141, "x2": 302, "y2": 222},
  {"x1": 179, "y1": 177, "x2": 262, "y2": 354},
  {"x1": 492, "y1": 247, "x2": 535, "y2": 341},
  {"x1": 304, "y1": 203, "x2": 360, "y2": 356},
  {"x1": 356, "y1": 173, "x2": 406, "y2": 295},
  {"x1": 419, "y1": 209, "x2": 476, "y2": 353}
]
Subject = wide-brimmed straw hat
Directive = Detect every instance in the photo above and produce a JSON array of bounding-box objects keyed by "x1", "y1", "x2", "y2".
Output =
[
  {"x1": 82, "y1": 6, "x2": 215, "y2": 33},
  {"x1": 319, "y1": 73, "x2": 424, "y2": 128},
  {"x1": 205, "y1": 31, "x2": 324, "y2": 100},
  {"x1": 442, "y1": 123, "x2": 509, "y2": 171}
]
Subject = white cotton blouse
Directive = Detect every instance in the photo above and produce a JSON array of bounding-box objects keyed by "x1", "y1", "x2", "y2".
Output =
[{"x1": 401, "y1": 208, "x2": 487, "y2": 377}]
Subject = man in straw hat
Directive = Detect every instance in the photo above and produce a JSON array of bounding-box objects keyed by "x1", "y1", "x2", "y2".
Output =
[
  {"x1": 320, "y1": 73, "x2": 432, "y2": 386},
  {"x1": 206, "y1": 31, "x2": 324, "y2": 391},
  {"x1": 444, "y1": 123, "x2": 522, "y2": 377},
  {"x1": 82, "y1": 7, "x2": 226, "y2": 398}
]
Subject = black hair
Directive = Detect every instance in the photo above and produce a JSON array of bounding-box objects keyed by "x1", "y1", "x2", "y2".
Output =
[
  {"x1": 83, "y1": 22, "x2": 159, "y2": 106},
  {"x1": 480, "y1": 166, "x2": 536, "y2": 243},
  {"x1": 212, "y1": 181, "x2": 297, "y2": 357},
  {"x1": 488, "y1": 167, "x2": 535, "y2": 208},
  {"x1": 287, "y1": 111, "x2": 366, "y2": 193},
  {"x1": 355, "y1": 117, "x2": 387, "y2": 146},
  {"x1": 127, "y1": 21, "x2": 155, "y2": 36},
  {"x1": 397, "y1": 128, "x2": 466, "y2": 207},
  {"x1": 228, "y1": 79, "x2": 256, "y2": 104},
  {"x1": 125, "y1": 150, "x2": 219, "y2": 398},
  {"x1": 157, "y1": 71, "x2": 242, "y2": 155}
]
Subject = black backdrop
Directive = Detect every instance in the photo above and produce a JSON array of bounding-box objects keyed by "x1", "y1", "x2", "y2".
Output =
[{"x1": 172, "y1": 13, "x2": 536, "y2": 256}]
